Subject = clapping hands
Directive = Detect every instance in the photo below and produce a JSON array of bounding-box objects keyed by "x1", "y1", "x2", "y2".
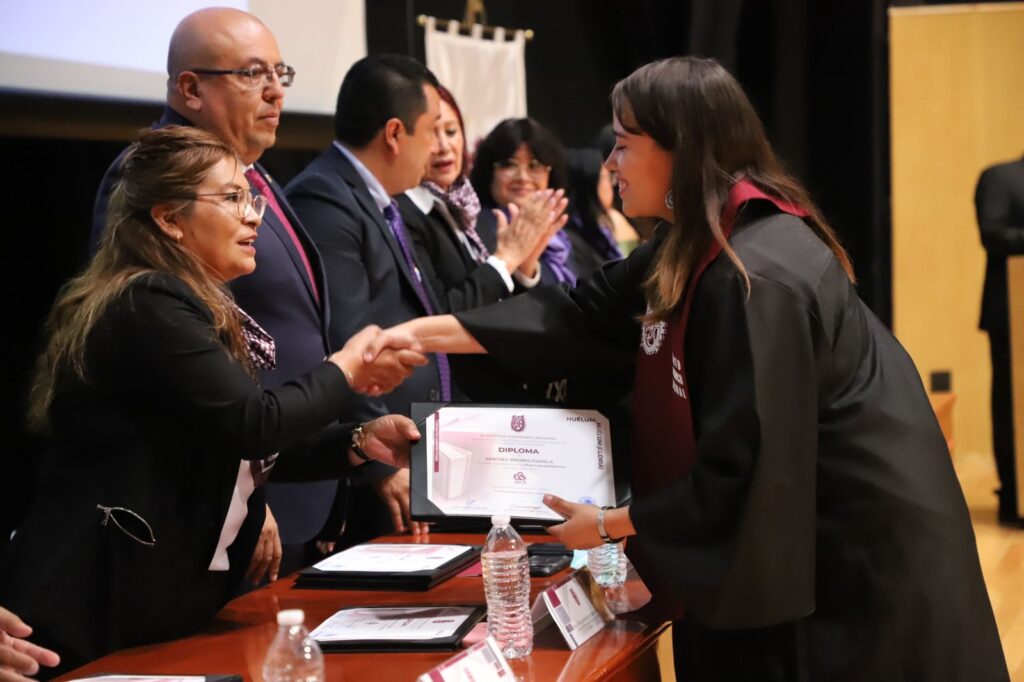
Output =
[{"x1": 494, "y1": 189, "x2": 570, "y2": 275}]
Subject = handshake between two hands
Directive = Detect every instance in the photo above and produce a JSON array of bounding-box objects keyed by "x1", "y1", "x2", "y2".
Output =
[{"x1": 327, "y1": 322, "x2": 427, "y2": 397}]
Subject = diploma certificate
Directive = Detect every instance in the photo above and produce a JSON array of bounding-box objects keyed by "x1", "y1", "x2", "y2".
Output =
[{"x1": 414, "y1": 405, "x2": 615, "y2": 522}]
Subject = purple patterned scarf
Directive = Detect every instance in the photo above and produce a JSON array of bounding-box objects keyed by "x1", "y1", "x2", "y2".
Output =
[
  {"x1": 422, "y1": 177, "x2": 492, "y2": 262},
  {"x1": 235, "y1": 304, "x2": 276, "y2": 370}
]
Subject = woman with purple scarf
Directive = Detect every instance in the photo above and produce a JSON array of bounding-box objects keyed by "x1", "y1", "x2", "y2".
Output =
[
  {"x1": 469, "y1": 117, "x2": 577, "y2": 286},
  {"x1": 397, "y1": 86, "x2": 566, "y2": 316}
]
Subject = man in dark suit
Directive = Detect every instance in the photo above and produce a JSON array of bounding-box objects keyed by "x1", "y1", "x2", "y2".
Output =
[
  {"x1": 90, "y1": 8, "x2": 409, "y2": 577},
  {"x1": 975, "y1": 156, "x2": 1024, "y2": 526},
  {"x1": 286, "y1": 55, "x2": 449, "y2": 541}
]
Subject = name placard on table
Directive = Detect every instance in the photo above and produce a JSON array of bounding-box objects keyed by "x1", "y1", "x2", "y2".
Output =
[
  {"x1": 532, "y1": 569, "x2": 615, "y2": 650},
  {"x1": 416, "y1": 636, "x2": 514, "y2": 682}
]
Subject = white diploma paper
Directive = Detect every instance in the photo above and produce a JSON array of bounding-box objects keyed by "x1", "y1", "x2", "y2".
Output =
[
  {"x1": 310, "y1": 606, "x2": 475, "y2": 642},
  {"x1": 311, "y1": 544, "x2": 472, "y2": 573},
  {"x1": 424, "y1": 407, "x2": 615, "y2": 520},
  {"x1": 416, "y1": 636, "x2": 514, "y2": 682}
]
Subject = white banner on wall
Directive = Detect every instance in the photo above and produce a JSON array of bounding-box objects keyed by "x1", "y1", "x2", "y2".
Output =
[{"x1": 424, "y1": 18, "x2": 527, "y2": 151}]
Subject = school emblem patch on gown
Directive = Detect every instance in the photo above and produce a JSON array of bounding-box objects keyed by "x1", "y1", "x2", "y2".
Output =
[{"x1": 641, "y1": 320, "x2": 667, "y2": 355}]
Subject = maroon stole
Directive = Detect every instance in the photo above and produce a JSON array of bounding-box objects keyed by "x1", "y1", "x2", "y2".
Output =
[{"x1": 627, "y1": 179, "x2": 809, "y2": 620}]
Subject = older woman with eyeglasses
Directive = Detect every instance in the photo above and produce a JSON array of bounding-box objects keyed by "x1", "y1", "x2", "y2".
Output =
[
  {"x1": 0, "y1": 126, "x2": 425, "y2": 674},
  {"x1": 470, "y1": 118, "x2": 576, "y2": 286}
]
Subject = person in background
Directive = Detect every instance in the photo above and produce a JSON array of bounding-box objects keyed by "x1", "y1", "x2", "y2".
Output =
[
  {"x1": 2, "y1": 127, "x2": 423, "y2": 674},
  {"x1": 564, "y1": 148, "x2": 638, "y2": 278},
  {"x1": 0, "y1": 606, "x2": 59, "y2": 682},
  {"x1": 975, "y1": 155, "x2": 1024, "y2": 527},
  {"x1": 365, "y1": 56, "x2": 1008, "y2": 681},
  {"x1": 399, "y1": 84, "x2": 565, "y2": 313},
  {"x1": 470, "y1": 118, "x2": 575, "y2": 286}
]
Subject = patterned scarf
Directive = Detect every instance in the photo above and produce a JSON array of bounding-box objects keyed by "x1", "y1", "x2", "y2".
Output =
[
  {"x1": 422, "y1": 176, "x2": 481, "y2": 232},
  {"x1": 235, "y1": 304, "x2": 276, "y2": 370}
]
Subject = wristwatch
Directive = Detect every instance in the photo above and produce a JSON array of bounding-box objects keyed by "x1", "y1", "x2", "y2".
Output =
[
  {"x1": 350, "y1": 423, "x2": 370, "y2": 462},
  {"x1": 597, "y1": 506, "x2": 623, "y2": 544}
]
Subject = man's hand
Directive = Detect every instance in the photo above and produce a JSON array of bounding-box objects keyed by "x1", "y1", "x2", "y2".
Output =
[
  {"x1": 0, "y1": 607, "x2": 60, "y2": 682},
  {"x1": 245, "y1": 504, "x2": 283, "y2": 585},
  {"x1": 359, "y1": 415, "x2": 421, "y2": 468},
  {"x1": 329, "y1": 325, "x2": 428, "y2": 396},
  {"x1": 373, "y1": 469, "x2": 428, "y2": 535}
]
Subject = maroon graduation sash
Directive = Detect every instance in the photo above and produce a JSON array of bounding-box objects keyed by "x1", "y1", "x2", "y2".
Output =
[{"x1": 627, "y1": 179, "x2": 809, "y2": 620}]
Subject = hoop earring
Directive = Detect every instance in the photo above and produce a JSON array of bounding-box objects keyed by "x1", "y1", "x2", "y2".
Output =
[{"x1": 664, "y1": 190, "x2": 674, "y2": 210}]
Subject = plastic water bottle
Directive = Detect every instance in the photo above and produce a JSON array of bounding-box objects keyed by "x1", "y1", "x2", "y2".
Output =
[
  {"x1": 481, "y1": 514, "x2": 533, "y2": 659},
  {"x1": 587, "y1": 541, "x2": 627, "y2": 587},
  {"x1": 262, "y1": 609, "x2": 325, "y2": 682}
]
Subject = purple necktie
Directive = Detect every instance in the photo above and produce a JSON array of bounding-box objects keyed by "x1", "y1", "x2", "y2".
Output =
[{"x1": 383, "y1": 201, "x2": 451, "y2": 401}]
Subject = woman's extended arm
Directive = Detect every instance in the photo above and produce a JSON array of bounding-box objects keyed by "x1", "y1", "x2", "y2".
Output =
[{"x1": 364, "y1": 314, "x2": 486, "y2": 359}]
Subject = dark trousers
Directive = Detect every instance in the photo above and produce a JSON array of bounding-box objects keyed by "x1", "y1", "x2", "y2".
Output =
[{"x1": 989, "y1": 325, "x2": 1018, "y2": 519}]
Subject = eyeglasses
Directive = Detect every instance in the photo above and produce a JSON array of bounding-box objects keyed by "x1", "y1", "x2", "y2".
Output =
[
  {"x1": 494, "y1": 158, "x2": 551, "y2": 180},
  {"x1": 189, "y1": 63, "x2": 296, "y2": 88},
  {"x1": 190, "y1": 189, "x2": 268, "y2": 219}
]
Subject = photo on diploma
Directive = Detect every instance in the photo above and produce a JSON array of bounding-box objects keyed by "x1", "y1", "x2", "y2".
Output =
[{"x1": 410, "y1": 403, "x2": 616, "y2": 524}]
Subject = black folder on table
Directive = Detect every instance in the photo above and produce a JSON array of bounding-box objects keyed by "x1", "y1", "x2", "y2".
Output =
[
  {"x1": 294, "y1": 543, "x2": 481, "y2": 591},
  {"x1": 310, "y1": 605, "x2": 486, "y2": 653}
]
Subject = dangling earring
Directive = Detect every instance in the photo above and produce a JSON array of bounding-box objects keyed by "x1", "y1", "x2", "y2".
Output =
[{"x1": 664, "y1": 190, "x2": 674, "y2": 210}]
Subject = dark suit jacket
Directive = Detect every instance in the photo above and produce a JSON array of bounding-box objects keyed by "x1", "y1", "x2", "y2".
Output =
[
  {"x1": 90, "y1": 107, "x2": 341, "y2": 545},
  {"x1": 396, "y1": 193, "x2": 509, "y2": 312},
  {"x1": 285, "y1": 144, "x2": 450, "y2": 417},
  {"x1": 0, "y1": 274, "x2": 357, "y2": 669},
  {"x1": 975, "y1": 156, "x2": 1024, "y2": 331}
]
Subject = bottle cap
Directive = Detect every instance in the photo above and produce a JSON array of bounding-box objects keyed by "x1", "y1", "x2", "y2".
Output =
[
  {"x1": 491, "y1": 514, "x2": 511, "y2": 527},
  {"x1": 277, "y1": 609, "x2": 305, "y2": 626}
]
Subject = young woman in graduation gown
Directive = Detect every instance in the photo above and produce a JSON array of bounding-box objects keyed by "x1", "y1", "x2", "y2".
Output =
[
  {"x1": 365, "y1": 57, "x2": 1009, "y2": 681},
  {"x1": 0, "y1": 127, "x2": 424, "y2": 675}
]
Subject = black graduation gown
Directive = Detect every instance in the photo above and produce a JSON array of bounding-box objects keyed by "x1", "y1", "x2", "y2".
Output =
[{"x1": 454, "y1": 207, "x2": 1008, "y2": 681}]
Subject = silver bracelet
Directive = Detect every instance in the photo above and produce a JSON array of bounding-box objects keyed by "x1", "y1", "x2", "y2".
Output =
[{"x1": 597, "y1": 506, "x2": 622, "y2": 544}]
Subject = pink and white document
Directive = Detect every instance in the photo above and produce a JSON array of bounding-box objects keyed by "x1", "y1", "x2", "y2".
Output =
[{"x1": 412, "y1": 405, "x2": 616, "y2": 522}]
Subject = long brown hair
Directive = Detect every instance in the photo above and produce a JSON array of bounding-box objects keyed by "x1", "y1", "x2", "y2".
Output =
[
  {"x1": 611, "y1": 56, "x2": 854, "y2": 321},
  {"x1": 29, "y1": 125, "x2": 251, "y2": 431}
]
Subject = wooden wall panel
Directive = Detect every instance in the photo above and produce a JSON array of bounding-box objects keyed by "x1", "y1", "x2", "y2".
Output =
[{"x1": 890, "y1": 3, "x2": 1024, "y2": 457}]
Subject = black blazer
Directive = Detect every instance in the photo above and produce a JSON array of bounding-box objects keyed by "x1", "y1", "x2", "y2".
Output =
[
  {"x1": 0, "y1": 274, "x2": 358, "y2": 669},
  {"x1": 90, "y1": 107, "x2": 342, "y2": 546},
  {"x1": 396, "y1": 193, "x2": 509, "y2": 312},
  {"x1": 286, "y1": 144, "x2": 449, "y2": 417},
  {"x1": 975, "y1": 157, "x2": 1024, "y2": 331}
]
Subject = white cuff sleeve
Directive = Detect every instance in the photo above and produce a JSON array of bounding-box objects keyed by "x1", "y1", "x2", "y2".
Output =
[
  {"x1": 485, "y1": 255, "x2": 515, "y2": 292},
  {"x1": 512, "y1": 263, "x2": 543, "y2": 289}
]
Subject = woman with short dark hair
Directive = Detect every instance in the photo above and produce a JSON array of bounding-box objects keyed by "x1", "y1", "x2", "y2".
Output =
[{"x1": 470, "y1": 117, "x2": 576, "y2": 285}]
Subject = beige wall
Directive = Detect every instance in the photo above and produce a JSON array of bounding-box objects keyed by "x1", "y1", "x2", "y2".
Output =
[{"x1": 890, "y1": 3, "x2": 1024, "y2": 457}]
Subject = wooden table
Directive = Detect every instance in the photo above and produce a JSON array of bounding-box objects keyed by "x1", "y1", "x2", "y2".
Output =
[{"x1": 62, "y1": 533, "x2": 674, "y2": 682}]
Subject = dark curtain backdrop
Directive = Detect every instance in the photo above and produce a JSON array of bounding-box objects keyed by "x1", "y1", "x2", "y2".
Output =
[{"x1": 0, "y1": 0, "x2": 891, "y2": 549}]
